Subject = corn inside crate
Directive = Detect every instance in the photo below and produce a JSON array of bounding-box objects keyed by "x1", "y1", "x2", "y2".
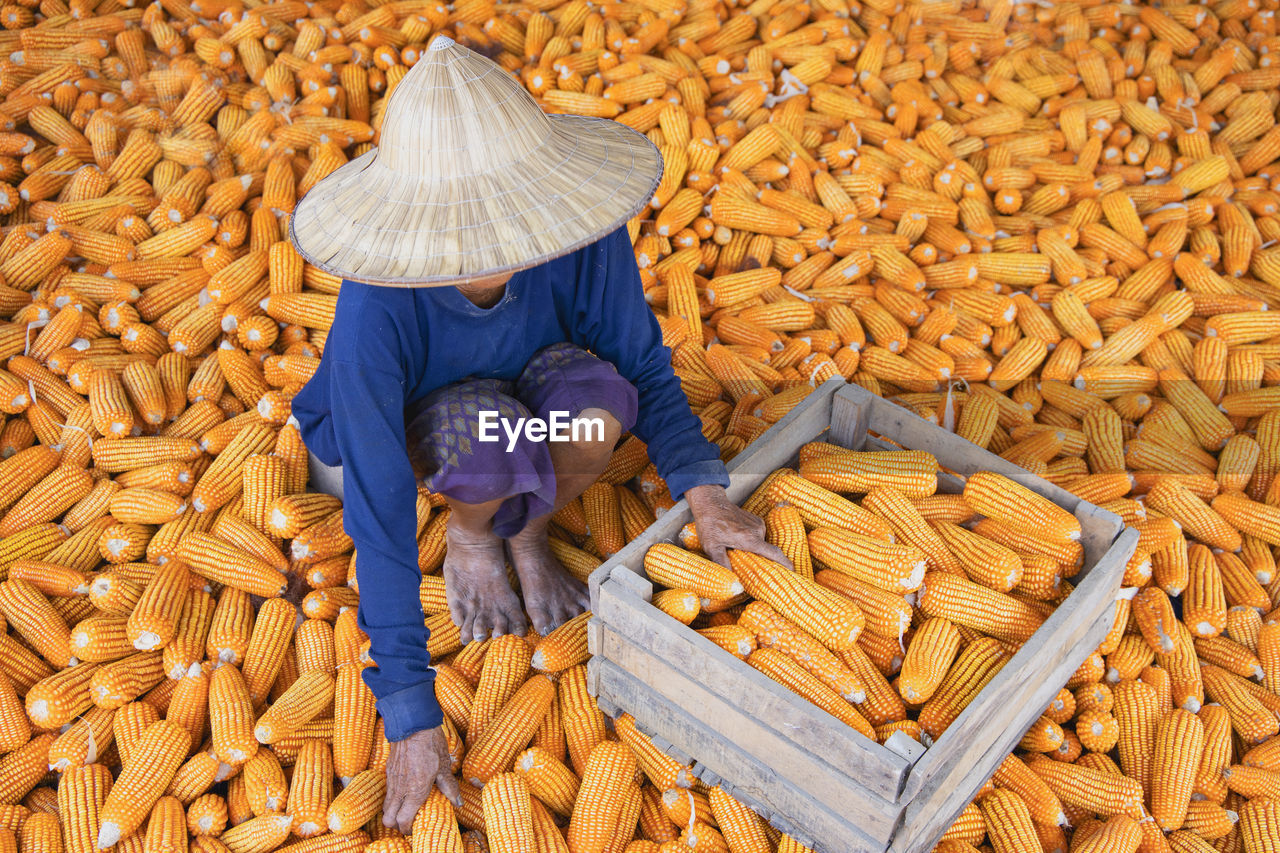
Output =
[{"x1": 586, "y1": 378, "x2": 1141, "y2": 853}]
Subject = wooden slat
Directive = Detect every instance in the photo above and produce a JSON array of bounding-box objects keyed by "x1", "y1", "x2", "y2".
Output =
[
  {"x1": 593, "y1": 657, "x2": 895, "y2": 853},
  {"x1": 597, "y1": 583, "x2": 909, "y2": 808}
]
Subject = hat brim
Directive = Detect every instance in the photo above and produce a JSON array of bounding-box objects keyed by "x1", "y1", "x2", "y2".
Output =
[{"x1": 287, "y1": 114, "x2": 664, "y2": 287}]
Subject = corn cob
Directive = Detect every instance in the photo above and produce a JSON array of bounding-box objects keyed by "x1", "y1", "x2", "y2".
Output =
[
  {"x1": 461, "y1": 674, "x2": 556, "y2": 787},
  {"x1": 96, "y1": 721, "x2": 191, "y2": 847},
  {"x1": 728, "y1": 551, "x2": 864, "y2": 651},
  {"x1": 567, "y1": 741, "x2": 638, "y2": 853}
]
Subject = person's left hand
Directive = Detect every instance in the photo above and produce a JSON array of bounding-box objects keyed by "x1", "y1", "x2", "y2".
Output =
[{"x1": 684, "y1": 483, "x2": 793, "y2": 570}]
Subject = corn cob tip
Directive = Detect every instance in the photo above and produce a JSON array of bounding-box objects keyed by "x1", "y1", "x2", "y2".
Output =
[
  {"x1": 134, "y1": 631, "x2": 164, "y2": 650},
  {"x1": 98, "y1": 822, "x2": 121, "y2": 849}
]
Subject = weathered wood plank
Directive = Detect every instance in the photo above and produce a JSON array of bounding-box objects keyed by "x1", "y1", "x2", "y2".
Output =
[
  {"x1": 595, "y1": 658, "x2": 895, "y2": 853},
  {"x1": 597, "y1": 584, "x2": 909, "y2": 807}
]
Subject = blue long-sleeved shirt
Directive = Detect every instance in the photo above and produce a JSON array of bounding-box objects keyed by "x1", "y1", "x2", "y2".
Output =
[{"x1": 290, "y1": 226, "x2": 730, "y2": 740}]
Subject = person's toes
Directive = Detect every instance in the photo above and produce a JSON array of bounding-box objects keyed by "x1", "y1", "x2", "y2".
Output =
[
  {"x1": 505, "y1": 607, "x2": 528, "y2": 637},
  {"x1": 528, "y1": 606, "x2": 554, "y2": 636},
  {"x1": 468, "y1": 606, "x2": 490, "y2": 642},
  {"x1": 492, "y1": 608, "x2": 515, "y2": 639}
]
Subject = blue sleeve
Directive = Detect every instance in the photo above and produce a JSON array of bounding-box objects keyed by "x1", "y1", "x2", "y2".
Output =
[
  {"x1": 329, "y1": 358, "x2": 443, "y2": 741},
  {"x1": 569, "y1": 227, "x2": 729, "y2": 499}
]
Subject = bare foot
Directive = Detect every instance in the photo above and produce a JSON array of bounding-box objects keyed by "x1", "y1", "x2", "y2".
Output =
[
  {"x1": 443, "y1": 521, "x2": 528, "y2": 642},
  {"x1": 506, "y1": 522, "x2": 591, "y2": 635}
]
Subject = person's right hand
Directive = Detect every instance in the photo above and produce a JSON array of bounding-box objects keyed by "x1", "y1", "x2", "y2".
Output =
[{"x1": 382, "y1": 725, "x2": 463, "y2": 834}]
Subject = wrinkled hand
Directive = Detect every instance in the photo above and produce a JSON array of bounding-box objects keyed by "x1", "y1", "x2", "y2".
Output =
[
  {"x1": 382, "y1": 725, "x2": 462, "y2": 834},
  {"x1": 685, "y1": 484, "x2": 793, "y2": 570}
]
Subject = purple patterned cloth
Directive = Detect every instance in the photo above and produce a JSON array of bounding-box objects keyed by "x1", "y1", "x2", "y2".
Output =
[{"x1": 404, "y1": 343, "x2": 638, "y2": 537}]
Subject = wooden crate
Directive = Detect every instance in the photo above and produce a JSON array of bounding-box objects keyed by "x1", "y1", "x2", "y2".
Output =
[{"x1": 586, "y1": 378, "x2": 1140, "y2": 853}]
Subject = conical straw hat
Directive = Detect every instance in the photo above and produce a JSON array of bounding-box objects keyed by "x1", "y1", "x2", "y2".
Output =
[{"x1": 289, "y1": 35, "x2": 664, "y2": 287}]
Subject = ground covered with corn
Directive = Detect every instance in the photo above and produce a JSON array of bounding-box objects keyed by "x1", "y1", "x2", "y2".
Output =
[{"x1": 1, "y1": 0, "x2": 1280, "y2": 847}]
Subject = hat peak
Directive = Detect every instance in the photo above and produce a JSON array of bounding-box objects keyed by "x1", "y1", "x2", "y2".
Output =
[{"x1": 429, "y1": 35, "x2": 454, "y2": 51}]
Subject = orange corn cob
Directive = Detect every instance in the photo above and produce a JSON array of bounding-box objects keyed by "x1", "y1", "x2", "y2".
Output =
[
  {"x1": 567, "y1": 741, "x2": 638, "y2": 853},
  {"x1": 643, "y1": 544, "x2": 744, "y2": 600},
  {"x1": 96, "y1": 721, "x2": 191, "y2": 847},
  {"x1": 461, "y1": 674, "x2": 556, "y2": 787},
  {"x1": 729, "y1": 551, "x2": 864, "y2": 651}
]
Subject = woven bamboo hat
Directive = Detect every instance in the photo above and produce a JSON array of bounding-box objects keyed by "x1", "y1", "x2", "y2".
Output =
[{"x1": 288, "y1": 35, "x2": 663, "y2": 287}]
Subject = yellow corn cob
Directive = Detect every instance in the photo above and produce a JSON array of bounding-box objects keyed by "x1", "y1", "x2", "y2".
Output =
[
  {"x1": 567, "y1": 741, "x2": 638, "y2": 853},
  {"x1": 206, "y1": 587, "x2": 253, "y2": 666},
  {"x1": 481, "y1": 772, "x2": 535, "y2": 853},
  {"x1": 268, "y1": 494, "x2": 343, "y2": 538},
  {"x1": 643, "y1": 544, "x2": 744, "y2": 601},
  {"x1": 530, "y1": 612, "x2": 590, "y2": 674},
  {"x1": 176, "y1": 533, "x2": 287, "y2": 598},
  {"x1": 748, "y1": 647, "x2": 876, "y2": 739},
  {"x1": 980, "y1": 789, "x2": 1042, "y2": 852},
  {"x1": 126, "y1": 561, "x2": 189, "y2": 651},
  {"x1": 766, "y1": 473, "x2": 895, "y2": 540},
  {"x1": 963, "y1": 470, "x2": 1081, "y2": 543},
  {"x1": 728, "y1": 551, "x2": 864, "y2": 651},
  {"x1": 469, "y1": 634, "x2": 534, "y2": 747},
  {"x1": 91, "y1": 652, "x2": 166, "y2": 710},
  {"x1": 1150, "y1": 708, "x2": 1206, "y2": 830},
  {"x1": 930, "y1": 520, "x2": 1023, "y2": 592},
  {"x1": 243, "y1": 749, "x2": 288, "y2": 816},
  {"x1": 18, "y1": 811, "x2": 61, "y2": 853},
  {"x1": 0, "y1": 579, "x2": 71, "y2": 668},
  {"x1": 897, "y1": 617, "x2": 963, "y2": 704},
  {"x1": 559, "y1": 666, "x2": 606, "y2": 777},
  {"x1": 807, "y1": 526, "x2": 927, "y2": 593},
  {"x1": 165, "y1": 663, "x2": 209, "y2": 747},
  {"x1": 0, "y1": 734, "x2": 52, "y2": 806},
  {"x1": 796, "y1": 449, "x2": 937, "y2": 499},
  {"x1": 739, "y1": 601, "x2": 866, "y2": 701},
  {"x1": 1186, "y1": 544, "x2": 1228, "y2": 638},
  {"x1": 1214, "y1": 492, "x2": 1280, "y2": 547},
  {"x1": 144, "y1": 796, "x2": 186, "y2": 853},
  {"x1": 461, "y1": 674, "x2": 556, "y2": 787},
  {"x1": 515, "y1": 746, "x2": 581, "y2": 818},
  {"x1": 1240, "y1": 799, "x2": 1280, "y2": 851},
  {"x1": 762, "y1": 504, "x2": 814, "y2": 582},
  {"x1": 0, "y1": 465, "x2": 93, "y2": 537},
  {"x1": 209, "y1": 663, "x2": 259, "y2": 766},
  {"x1": 332, "y1": 664, "x2": 376, "y2": 782},
  {"x1": 918, "y1": 638, "x2": 1012, "y2": 740},
  {"x1": 411, "y1": 789, "x2": 464, "y2": 853},
  {"x1": 1026, "y1": 756, "x2": 1146, "y2": 819},
  {"x1": 286, "y1": 738, "x2": 332, "y2": 837},
  {"x1": 917, "y1": 571, "x2": 1045, "y2": 644},
  {"x1": 187, "y1": 793, "x2": 228, "y2": 836},
  {"x1": 58, "y1": 763, "x2": 112, "y2": 853},
  {"x1": 96, "y1": 721, "x2": 191, "y2": 847},
  {"x1": 1132, "y1": 587, "x2": 1179, "y2": 655},
  {"x1": 190, "y1": 422, "x2": 276, "y2": 513},
  {"x1": 219, "y1": 813, "x2": 293, "y2": 853},
  {"x1": 163, "y1": 589, "x2": 216, "y2": 678},
  {"x1": 255, "y1": 671, "x2": 334, "y2": 744}
]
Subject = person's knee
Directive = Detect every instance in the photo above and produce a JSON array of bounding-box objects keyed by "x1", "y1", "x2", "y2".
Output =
[{"x1": 565, "y1": 407, "x2": 622, "y2": 455}]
